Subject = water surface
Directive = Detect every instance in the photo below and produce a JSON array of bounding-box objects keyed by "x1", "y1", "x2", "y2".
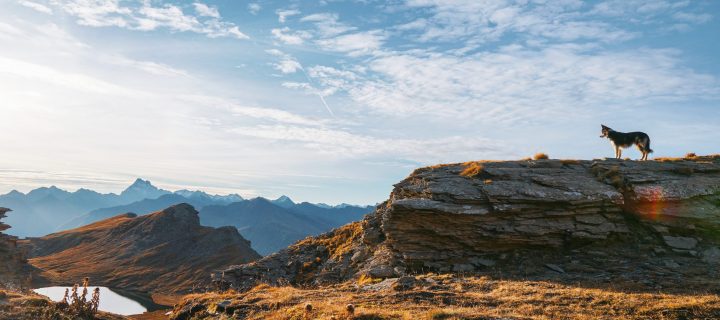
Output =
[{"x1": 33, "y1": 286, "x2": 147, "y2": 316}]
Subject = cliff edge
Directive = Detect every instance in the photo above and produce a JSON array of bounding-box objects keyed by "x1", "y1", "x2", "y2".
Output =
[{"x1": 218, "y1": 155, "x2": 720, "y2": 292}]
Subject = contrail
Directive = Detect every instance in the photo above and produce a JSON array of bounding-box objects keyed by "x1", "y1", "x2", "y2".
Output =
[{"x1": 300, "y1": 66, "x2": 335, "y2": 117}]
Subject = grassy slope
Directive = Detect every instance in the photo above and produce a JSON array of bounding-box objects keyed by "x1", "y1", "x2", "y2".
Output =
[{"x1": 170, "y1": 274, "x2": 720, "y2": 320}]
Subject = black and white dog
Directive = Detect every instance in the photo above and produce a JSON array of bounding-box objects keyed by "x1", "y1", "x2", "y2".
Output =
[{"x1": 600, "y1": 125, "x2": 653, "y2": 160}]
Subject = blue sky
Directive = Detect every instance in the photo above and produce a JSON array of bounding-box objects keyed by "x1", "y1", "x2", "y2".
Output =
[{"x1": 0, "y1": 0, "x2": 718, "y2": 204}]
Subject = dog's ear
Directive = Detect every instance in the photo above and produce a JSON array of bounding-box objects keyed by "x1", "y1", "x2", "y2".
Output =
[{"x1": 601, "y1": 124, "x2": 608, "y2": 129}]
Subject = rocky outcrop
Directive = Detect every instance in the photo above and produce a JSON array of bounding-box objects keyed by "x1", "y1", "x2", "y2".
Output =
[
  {"x1": 0, "y1": 208, "x2": 30, "y2": 289},
  {"x1": 218, "y1": 155, "x2": 720, "y2": 292},
  {"x1": 24, "y1": 204, "x2": 261, "y2": 293}
]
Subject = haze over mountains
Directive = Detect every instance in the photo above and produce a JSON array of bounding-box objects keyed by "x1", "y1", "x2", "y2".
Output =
[{"x1": 0, "y1": 178, "x2": 373, "y2": 255}]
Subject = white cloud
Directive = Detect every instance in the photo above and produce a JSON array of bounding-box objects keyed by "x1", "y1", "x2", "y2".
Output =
[
  {"x1": 292, "y1": 45, "x2": 719, "y2": 123},
  {"x1": 316, "y1": 30, "x2": 386, "y2": 56},
  {"x1": 104, "y1": 55, "x2": 190, "y2": 77},
  {"x1": 52, "y1": 0, "x2": 249, "y2": 39},
  {"x1": 276, "y1": 9, "x2": 300, "y2": 23},
  {"x1": 300, "y1": 13, "x2": 355, "y2": 37},
  {"x1": 673, "y1": 12, "x2": 713, "y2": 24},
  {"x1": 271, "y1": 27, "x2": 311, "y2": 45},
  {"x1": 18, "y1": 0, "x2": 53, "y2": 14},
  {"x1": 402, "y1": 0, "x2": 637, "y2": 45},
  {"x1": 193, "y1": 2, "x2": 220, "y2": 18},
  {"x1": 266, "y1": 49, "x2": 303, "y2": 74},
  {"x1": 248, "y1": 3, "x2": 261, "y2": 15},
  {"x1": 229, "y1": 125, "x2": 503, "y2": 161},
  {"x1": 0, "y1": 56, "x2": 139, "y2": 95}
]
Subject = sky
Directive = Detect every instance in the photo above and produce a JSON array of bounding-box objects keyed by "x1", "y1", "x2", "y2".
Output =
[{"x1": 0, "y1": 0, "x2": 718, "y2": 204}]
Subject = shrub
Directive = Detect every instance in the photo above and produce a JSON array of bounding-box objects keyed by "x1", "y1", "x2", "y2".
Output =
[
  {"x1": 685, "y1": 152, "x2": 697, "y2": 159},
  {"x1": 533, "y1": 153, "x2": 549, "y2": 160},
  {"x1": 460, "y1": 162, "x2": 484, "y2": 178},
  {"x1": 55, "y1": 278, "x2": 100, "y2": 318},
  {"x1": 357, "y1": 274, "x2": 383, "y2": 286}
]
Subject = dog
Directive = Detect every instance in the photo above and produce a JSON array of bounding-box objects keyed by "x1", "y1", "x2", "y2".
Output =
[{"x1": 600, "y1": 125, "x2": 653, "y2": 160}]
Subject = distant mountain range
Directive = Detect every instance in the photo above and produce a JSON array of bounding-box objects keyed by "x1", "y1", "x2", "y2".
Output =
[
  {"x1": 0, "y1": 179, "x2": 374, "y2": 255},
  {"x1": 200, "y1": 198, "x2": 371, "y2": 255}
]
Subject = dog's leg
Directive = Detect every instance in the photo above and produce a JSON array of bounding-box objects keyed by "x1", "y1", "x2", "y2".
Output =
[{"x1": 617, "y1": 148, "x2": 622, "y2": 159}]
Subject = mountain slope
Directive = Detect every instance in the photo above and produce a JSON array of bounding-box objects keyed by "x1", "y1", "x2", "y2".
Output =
[
  {"x1": 199, "y1": 198, "x2": 372, "y2": 255},
  {"x1": 24, "y1": 203, "x2": 260, "y2": 293}
]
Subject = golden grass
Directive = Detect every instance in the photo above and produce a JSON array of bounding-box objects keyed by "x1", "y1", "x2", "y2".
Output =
[
  {"x1": 294, "y1": 222, "x2": 364, "y2": 261},
  {"x1": 171, "y1": 275, "x2": 720, "y2": 320},
  {"x1": 560, "y1": 159, "x2": 580, "y2": 165},
  {"x1": 459, "y1": 162, "x2": 484, "y2": 178},
  {"x1": 533, "y1": 153, "x2": 549, "y2": 160}
]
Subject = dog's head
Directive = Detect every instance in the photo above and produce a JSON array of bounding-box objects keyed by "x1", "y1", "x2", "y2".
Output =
[{"x1": 600, "y1": 124, "x2": 611, "y2": 138}]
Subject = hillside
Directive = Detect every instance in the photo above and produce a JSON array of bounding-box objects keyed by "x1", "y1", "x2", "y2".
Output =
[
  {"x1": 172, "y1": 155, "x2": 720, "y2": 319},
  {"x1": 23, "y1": 204, "x2": 260, "y2": 294}
]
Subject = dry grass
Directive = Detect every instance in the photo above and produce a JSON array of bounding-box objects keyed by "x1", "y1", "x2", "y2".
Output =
[
  {"x1": 459, "y1": 162, "x2": 484, "y2": 178},
  {"x1": 294, "y1": 222, "x2": 364, "y2": 261},
  {"x1": 170, "y1": 275, "x2": 720, "y2": 320},
  {"x1": 685, "y1": 152, "x2": 697, "y2": 159},
  {"x1": 560, "y1": 159, "x2": 580, "y2": 165},
  {"x1": 654, "y1": 157, "x2": 685, "y2": 162},
  {"x1": 533, "y1": 153, "x2": 549, "y2": 160}
]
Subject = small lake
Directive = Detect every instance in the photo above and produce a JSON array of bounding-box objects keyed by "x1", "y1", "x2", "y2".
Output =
[{"x1": 33, "y1": 286, "x2": 148, "y2": 316}]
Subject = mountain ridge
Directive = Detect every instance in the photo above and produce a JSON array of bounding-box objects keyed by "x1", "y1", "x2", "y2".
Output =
[{"x1": 23, "y1": 203, "x2": 261, "y2": 294}]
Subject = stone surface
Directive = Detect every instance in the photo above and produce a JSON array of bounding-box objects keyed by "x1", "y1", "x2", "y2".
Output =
[
  {"x1": 0, "y1": 207, "x2": 30, "y2": 289},
  {"x1": 217, "y1": 156, "x2": 720, "y2": 291},
  {"x1": 663, "y1": 236, "x2": 698, "y2": 249}
]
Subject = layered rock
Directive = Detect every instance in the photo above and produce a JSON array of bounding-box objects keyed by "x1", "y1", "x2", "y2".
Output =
[
  {"x1": 0, "y1": 208, "x2": 30, "y2": 288},
  {"x1": 218, "y1": 156, "x2": 720, "y2": 291},
  {"x1": 24, "y1": 204, "x2": 261, "y2": 293}
]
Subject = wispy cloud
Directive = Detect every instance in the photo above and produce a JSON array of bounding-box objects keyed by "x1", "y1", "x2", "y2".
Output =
[
  {"x1": 271, "y1": 27, "x2": 311, "y2": 45},
  {"x1": 52, "y1": 0, "x2": 249, "y2": 39},
  {"x1": 300, "y1": 13, "x2": 355, "y2": 37},
  {"x1": 247, "y1": 3, "x2": 261, "y2": 15},
  {"x1": 316, "y1": 30, "x2": 387, "y2": 56},
  {"x1": 18, "y1": 0, "x2": 53, "y2": 14},
  {"x1": 276, "y1": 9, "x2": 300, "y2": 23}
]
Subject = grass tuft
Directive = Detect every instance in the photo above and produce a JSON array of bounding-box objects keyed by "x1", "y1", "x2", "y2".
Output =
[
  {"x1": 533, "y1": 153, "x2": 549, "y2": 160},
  {"x1": 460, "y1": 162, "x2": 484, "y2": 178}
]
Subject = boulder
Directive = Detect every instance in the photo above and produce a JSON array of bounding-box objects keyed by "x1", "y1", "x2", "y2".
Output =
[{"x1": 218, "y1": 156, "x2": 720, "y2": 291}]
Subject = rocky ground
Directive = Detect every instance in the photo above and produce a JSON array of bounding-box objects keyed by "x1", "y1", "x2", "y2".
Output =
[
  {"x1": 216, "y1": 155, "x2": 720, "y2": 291},
  {"x1": 170, "y1": 273, "x2": 720, "y2": 320},
  {"x1": 172, "y1": 155, "x2": 720, "y2": 319}
]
